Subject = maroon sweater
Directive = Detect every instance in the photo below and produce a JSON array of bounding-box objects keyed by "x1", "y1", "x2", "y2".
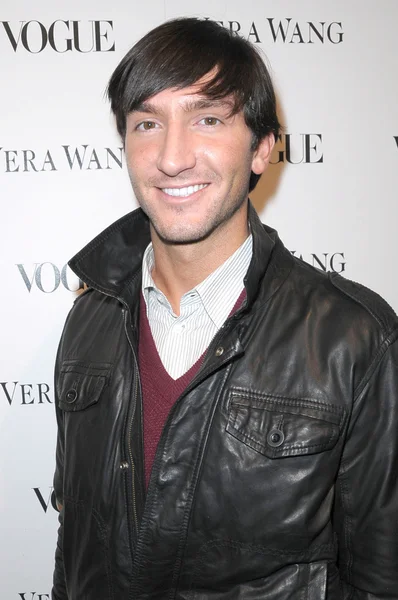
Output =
[{"x1": 138, "y1": 289, "x2": 246, "y2": 488}]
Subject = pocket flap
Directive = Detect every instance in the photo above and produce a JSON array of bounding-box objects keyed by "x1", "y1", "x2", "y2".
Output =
[
  {"x1": 58, "y1": 361, "x2": 112, "y2": 412},
  {"x1": 226, "y1": 389, "x2": 346, "y2": 459}
]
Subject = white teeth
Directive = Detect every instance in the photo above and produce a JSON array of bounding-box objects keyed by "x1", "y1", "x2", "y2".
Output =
[{"x1": 162, "y1": 184, "x2": 208, "y2": 197}]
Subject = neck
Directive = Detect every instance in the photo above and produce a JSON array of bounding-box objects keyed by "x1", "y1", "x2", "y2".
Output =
[{"x1": 150, "y1": 213, "x2": 249, "y2": 315}]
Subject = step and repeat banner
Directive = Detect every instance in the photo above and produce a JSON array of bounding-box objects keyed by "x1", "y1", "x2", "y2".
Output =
[{"x1": 1, "y1": 0, "x2": 397, "y2": 597}]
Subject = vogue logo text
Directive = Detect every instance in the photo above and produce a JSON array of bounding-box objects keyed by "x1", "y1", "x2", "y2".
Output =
[{"x1": 1, "y1": 20, "x2": 115, "y2": 53}]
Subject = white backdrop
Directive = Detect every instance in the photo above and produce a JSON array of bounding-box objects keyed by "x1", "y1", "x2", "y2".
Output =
[{"x1": 1, "y1": 1, "x2": 397, "y2": 597}]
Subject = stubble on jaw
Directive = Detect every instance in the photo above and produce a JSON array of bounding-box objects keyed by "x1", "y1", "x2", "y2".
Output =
[{"x1": 150, "y1": 193, "x2": 249, "y2": 246}]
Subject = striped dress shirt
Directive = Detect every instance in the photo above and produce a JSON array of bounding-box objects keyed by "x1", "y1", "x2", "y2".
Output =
[{"x1": 142, "y1": 234, "x2": 253, "y2": 380}]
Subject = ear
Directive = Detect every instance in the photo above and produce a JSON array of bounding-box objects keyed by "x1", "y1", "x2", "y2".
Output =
[{"x1": 251, "y1": 134, "x2": 275, "y2": 175}]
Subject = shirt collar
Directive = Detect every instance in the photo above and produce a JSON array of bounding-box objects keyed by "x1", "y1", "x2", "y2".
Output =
[
  {"x1": 194, "y1": 234, "x2": 252, "y2": 327},
  {"x1": 142, "y1": 243, "x2": 156, "y2": 308},
  {"x1": 141, "y1": 234, "x2": 253, "y2": 328}
]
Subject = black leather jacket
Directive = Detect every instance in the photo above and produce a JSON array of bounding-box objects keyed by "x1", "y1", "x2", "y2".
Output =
[{"x1": 52, "y1": 205, "x2": 398, "y2": 600}]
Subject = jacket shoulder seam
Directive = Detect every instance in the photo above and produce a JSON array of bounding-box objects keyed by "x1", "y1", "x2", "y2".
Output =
[
  {"x1": 329, "y1": 272, "x2": 397, "y2": 334},
  {"x1": 353, "y1": 326, "x2": 398, "y2": 401}
]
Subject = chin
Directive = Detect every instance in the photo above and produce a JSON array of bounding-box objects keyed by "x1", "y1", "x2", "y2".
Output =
[{"x1": 154, "y1": 223, "x2": 213, "y2": 246}]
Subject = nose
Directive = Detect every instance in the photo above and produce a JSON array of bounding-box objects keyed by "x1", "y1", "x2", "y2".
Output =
[{"x1": 156, "y1": 123, "x2": 196, "y2": 176}]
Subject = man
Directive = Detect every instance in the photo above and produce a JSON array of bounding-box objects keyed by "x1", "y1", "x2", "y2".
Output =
[{"x1": 52, "y1": 17, "x2": 398, "y2": 600}]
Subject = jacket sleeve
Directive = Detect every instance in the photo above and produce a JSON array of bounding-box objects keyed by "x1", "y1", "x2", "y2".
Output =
[
  {"x1": 334, "y1": 331, "x2": 398, "y2": 598},
  {"x1": 51, "y1": 342, "x2": 68, "y2": 600}
]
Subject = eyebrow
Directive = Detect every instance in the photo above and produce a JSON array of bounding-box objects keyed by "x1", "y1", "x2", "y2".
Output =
[{"x1": 133, "y1": 97, "x2": 235, "y2": 115}]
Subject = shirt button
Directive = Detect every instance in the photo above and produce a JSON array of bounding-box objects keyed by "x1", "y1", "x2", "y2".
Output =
[{"x1": 215, "y1": 346, "x2": 224, "y2": 357}]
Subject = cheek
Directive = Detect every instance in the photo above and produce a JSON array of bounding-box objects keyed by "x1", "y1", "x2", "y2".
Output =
[
  {"x1": 201, "y1": 142, "x2": 245, "y2": 174},
  {"x1": 201, "y1": 145, "x2": 219, "y2": 164},
  {"x1": 126, "y1": 136, "x2": 154, "y2": 160},
  {"x1": 218, "y1": 135, "x2": 253, "y2": 166},
  {"x1": 225, "y1": 149, "x2": 254, "y2": 186},
  {"x1": 126, "y1": 145, "x2": 152, "y2": 179}
]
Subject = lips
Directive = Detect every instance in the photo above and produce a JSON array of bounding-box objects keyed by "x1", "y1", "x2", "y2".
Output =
[{"x1": 161, "y1": 183, "x2": 208, "y2": 197}]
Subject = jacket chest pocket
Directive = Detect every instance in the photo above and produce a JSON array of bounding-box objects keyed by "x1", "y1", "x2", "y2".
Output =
[
  {"x1": 226, "y1": 389, "x2": 346, "y2": 459},
  {"x1": 58, "y1": 360, "x2": 112, "y2": 413}
]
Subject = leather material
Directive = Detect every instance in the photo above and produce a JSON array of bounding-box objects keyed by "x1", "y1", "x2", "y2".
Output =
[{"x1": 52, "y1": 204, "x2": 398, "y2": 599}]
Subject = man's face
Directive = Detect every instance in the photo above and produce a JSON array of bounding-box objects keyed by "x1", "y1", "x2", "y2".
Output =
[{"x1": 124, "y1": 80, "x2": 272, "y2": 246}]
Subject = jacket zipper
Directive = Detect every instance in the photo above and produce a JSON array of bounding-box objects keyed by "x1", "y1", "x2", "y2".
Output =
[{"x1": 123, "y1": 306, "x2": 141, "y2": 535}]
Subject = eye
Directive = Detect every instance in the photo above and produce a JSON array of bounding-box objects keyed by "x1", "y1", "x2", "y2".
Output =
[
  {"x1": 199, "y1": 117, "x2": 221, "y2": 127},
  {"x1": 136, "y1": 121, "x2": 158, "y2": 131}
]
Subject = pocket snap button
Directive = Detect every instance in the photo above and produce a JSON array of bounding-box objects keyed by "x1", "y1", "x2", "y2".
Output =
[
  {"x1": 267, "y1": 429, "x2": 284, "y2": 447},
  {"x1": 215, "y1": 346, "x2": 224, "y2": 357},
  {"x1": 65, "y1": 389, "x2": 78, "y2": 403}
]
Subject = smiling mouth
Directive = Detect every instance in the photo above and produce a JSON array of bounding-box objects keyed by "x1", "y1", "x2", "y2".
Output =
[{"x1": 161, "y1": 183, "x2": 208, "y2": 198}]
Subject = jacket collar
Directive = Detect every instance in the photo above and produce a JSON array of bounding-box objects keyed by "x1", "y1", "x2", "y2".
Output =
[{"x1": 69, "y1": 202, "x2": 287, "y2": 310}]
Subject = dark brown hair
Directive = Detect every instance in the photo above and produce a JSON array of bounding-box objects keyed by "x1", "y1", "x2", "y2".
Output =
[{"x1": 107, "y1": 17, "x2": 280, "y2": 191}]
